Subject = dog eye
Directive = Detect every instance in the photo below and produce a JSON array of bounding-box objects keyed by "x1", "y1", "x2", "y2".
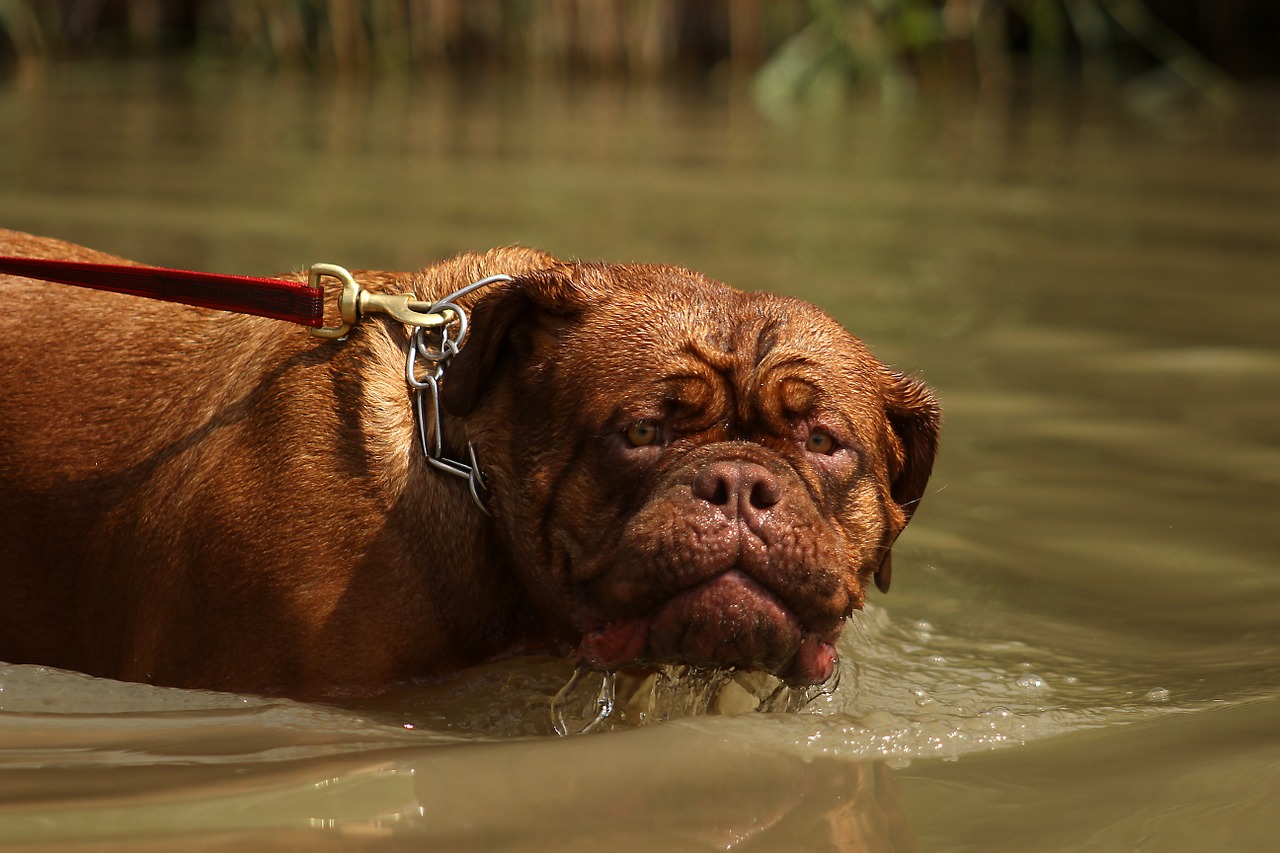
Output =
[
  {"x1": 805, "y1": 428, "x2": 837, "y2": 454},
  {"x1": 624, "y1": 420, "x2": 661, "y2": 447}
]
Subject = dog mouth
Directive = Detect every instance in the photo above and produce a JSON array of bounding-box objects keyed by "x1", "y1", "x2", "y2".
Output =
[{"x1": 574, "y1": 570, "x2": 842, "y2": 685}]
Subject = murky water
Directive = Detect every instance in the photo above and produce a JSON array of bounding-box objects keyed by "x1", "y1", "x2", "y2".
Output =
[{"x1": 1, "y1": 62, "x2": 1278, "y2": 850}]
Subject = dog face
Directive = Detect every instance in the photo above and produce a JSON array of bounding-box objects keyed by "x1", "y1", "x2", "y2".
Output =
[{"x1": 442, "y1": 263, "x2": 939, "y2": 685}]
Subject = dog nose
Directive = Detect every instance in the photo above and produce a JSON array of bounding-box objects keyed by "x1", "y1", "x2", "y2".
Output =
[{"x1": 692, "y1": 461, "x2": 782, "y2": 522}]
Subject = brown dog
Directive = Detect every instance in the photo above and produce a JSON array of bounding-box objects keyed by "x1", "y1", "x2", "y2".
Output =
[{"x1": 0, "y1": 228, "x2": 938, "y2": 698}]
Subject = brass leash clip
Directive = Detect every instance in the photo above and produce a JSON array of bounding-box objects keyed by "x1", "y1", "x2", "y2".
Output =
[{"x1": 308, "y1": 263, "x2": 456, "y2": 339}]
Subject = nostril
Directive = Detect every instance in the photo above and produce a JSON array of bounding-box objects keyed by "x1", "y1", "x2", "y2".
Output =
[
  {"x1": 692, "y1": 466, "x2": 735, "y2": 506},
  {"x1": 749, "y1": 475, "x2": 781, "y2": 510}
]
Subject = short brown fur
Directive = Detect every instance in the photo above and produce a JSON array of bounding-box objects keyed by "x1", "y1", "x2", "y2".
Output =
[{"x1": 0, "y1": 229, "x2": 938, "y2": 697}]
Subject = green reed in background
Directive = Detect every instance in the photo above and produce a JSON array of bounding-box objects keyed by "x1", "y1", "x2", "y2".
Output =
[{"x1": 0, "y1": 0, "x2": 1242, "y2": 104}]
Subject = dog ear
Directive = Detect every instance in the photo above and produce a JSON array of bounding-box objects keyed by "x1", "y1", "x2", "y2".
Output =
[
  {"x1": 874, "y1": 370, "x2": 940, "y2": 593},
  {"x1": 440, "y1": 268, "x2": 585, "y2": 417}
]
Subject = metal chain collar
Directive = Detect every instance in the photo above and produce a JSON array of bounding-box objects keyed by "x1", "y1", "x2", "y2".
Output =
[{"x1": 405, "y1": 274, "x2": 513, "y2": 514}]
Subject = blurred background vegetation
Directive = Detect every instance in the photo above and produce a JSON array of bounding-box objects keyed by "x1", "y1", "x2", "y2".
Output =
[{"x1": 0, "y1": 1, "x2": 1275, "y2": 106}]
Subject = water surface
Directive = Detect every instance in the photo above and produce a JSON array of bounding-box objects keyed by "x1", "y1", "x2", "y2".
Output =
[{"x1": 1, "y1": 63, "x2": 1278, "y2": 850}]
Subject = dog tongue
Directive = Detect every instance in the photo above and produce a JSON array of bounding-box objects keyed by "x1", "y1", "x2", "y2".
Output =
[
  {"x1": 577, "y1": 617, "x2": 651, "y2": 669},
  {"x1": 787, "y1": 635, "x2": 838, "y2": 685}
]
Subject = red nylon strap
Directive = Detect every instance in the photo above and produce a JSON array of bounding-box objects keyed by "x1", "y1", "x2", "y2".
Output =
[{"x1": 0, "y1": 255, "x2": 325, "y2": 327}]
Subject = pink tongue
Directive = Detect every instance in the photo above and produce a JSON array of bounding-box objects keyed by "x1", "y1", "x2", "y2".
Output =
[
  {"x1": 789, "y1": 635, "x2": 838, "y2": 685},
  {"x1": 576, "y1": 617, "x2": 650, "y2": 669}
]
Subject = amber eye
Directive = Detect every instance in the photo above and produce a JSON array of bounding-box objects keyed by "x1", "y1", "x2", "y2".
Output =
[
  {"x1": 624, "y1": 420, "x2": 661, "y2": 447},
  {"x1": 805, "y1": 428, "x2": 836, "y2": 454}
]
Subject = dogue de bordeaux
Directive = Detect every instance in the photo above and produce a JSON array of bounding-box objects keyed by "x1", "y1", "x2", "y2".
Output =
[{"x1": 0, "y1": 228, "x2": 939, "y2": 698}]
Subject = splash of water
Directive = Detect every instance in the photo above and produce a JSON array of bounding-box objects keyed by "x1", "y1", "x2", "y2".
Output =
[
  {"x1": 551, "y1": 668, "x2": 616, "y2": 736},
  {"x1": 550, "y1": 665, "x2": 839, "y2": 736}
]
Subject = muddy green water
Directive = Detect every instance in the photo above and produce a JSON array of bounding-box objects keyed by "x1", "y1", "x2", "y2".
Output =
[{"x1": 1, "y1": 63, "x2": 1278, "y2": 851}]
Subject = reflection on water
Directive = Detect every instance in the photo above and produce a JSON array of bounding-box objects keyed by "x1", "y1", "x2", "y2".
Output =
[
  {"x1": 0, "y1": 664, "x2": 915, "y2": 850},
  {"x1": 1, "y1": 61, "x2": 1278, "y2": 850}
]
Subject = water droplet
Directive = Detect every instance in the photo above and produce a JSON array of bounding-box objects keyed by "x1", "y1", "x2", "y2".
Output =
[
  {"x1": 1146, "y1": 687, "x2": 1170, "y2": 703},
  {"x1": 1014, "y1": 674, "x2": 1047, "y2": 691}
]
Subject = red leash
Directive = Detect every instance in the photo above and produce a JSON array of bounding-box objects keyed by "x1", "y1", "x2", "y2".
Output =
[{"x1": 0, "y1": 255, "x2": 325, "y2": 328}]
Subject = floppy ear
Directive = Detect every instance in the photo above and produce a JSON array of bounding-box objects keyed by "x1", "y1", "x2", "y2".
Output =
[
  {"x1": 874, "y1": 371, "x2": 941, "y2": 593},
  {"x1": 439, "y1": 267, "x2": 585, "y2": 417}
]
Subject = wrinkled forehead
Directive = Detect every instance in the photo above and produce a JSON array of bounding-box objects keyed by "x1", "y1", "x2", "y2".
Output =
[{"x1": 559, "y1": 270, "x2": 887, "y2": 424}]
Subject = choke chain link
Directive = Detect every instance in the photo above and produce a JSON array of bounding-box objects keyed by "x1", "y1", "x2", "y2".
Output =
[{"x1": 405, "y1": 274, "x2": 513, "y2": 514}]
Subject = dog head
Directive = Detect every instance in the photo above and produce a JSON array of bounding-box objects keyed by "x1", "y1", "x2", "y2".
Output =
[{"x1": 441, "y1": 262, "x2": 939, "y2": 684}]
